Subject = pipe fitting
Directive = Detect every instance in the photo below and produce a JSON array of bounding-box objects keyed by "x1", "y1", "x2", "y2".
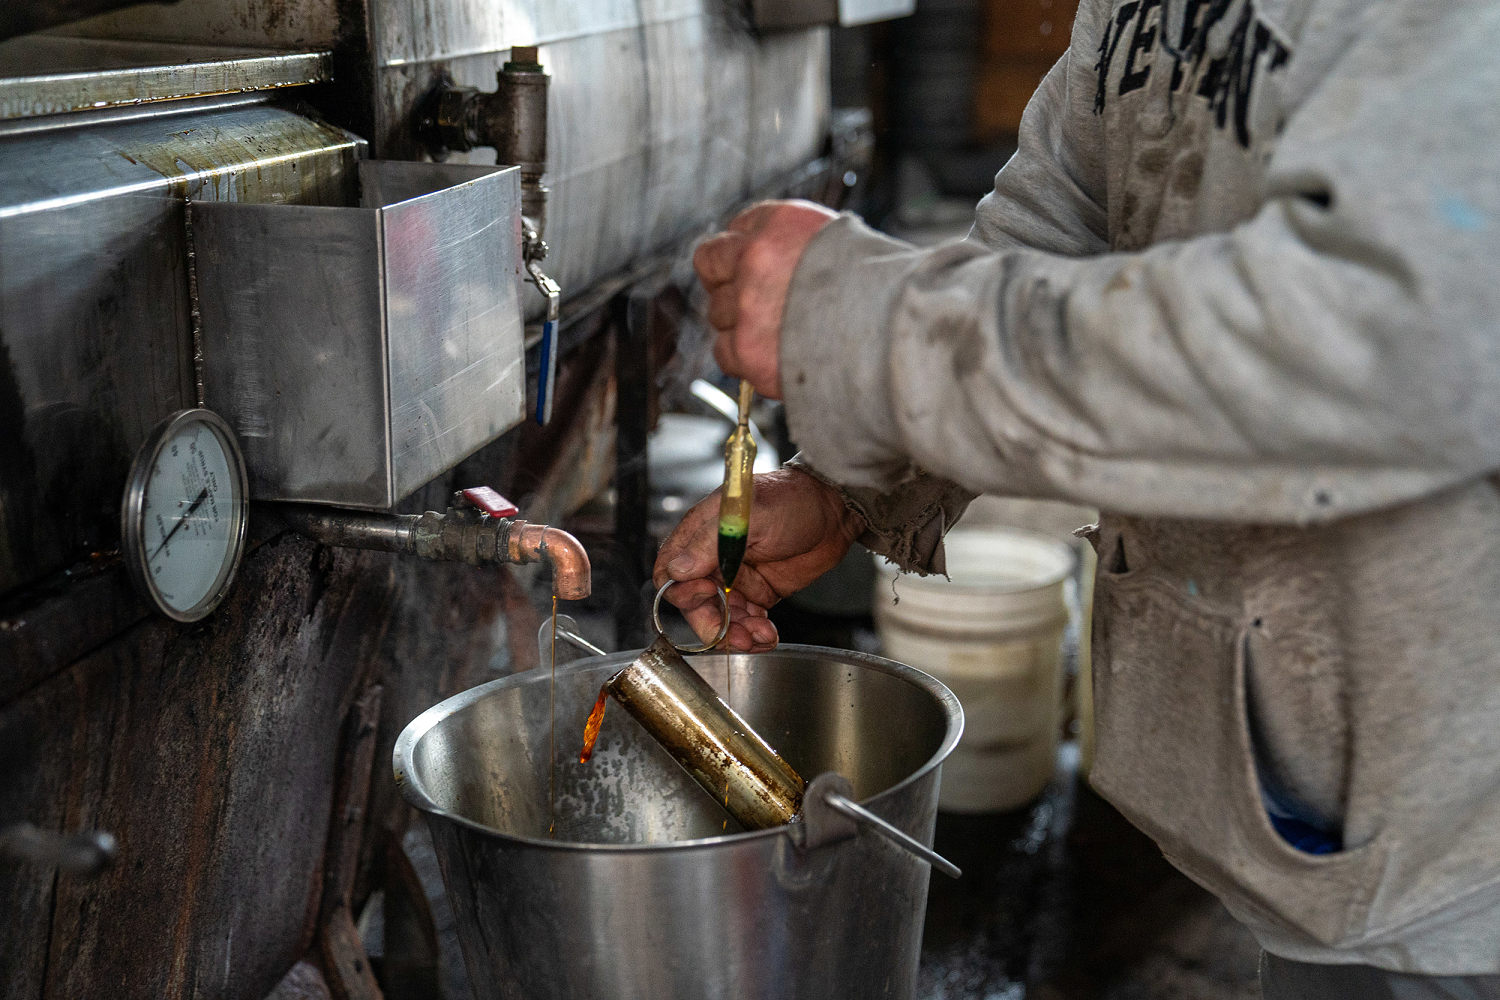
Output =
[
  {"x1": 275, "y1": 499, "x2": 591, "y2": 601},
  {"x1": 506, "y1": 521, "x2": 591, "y2": 601},
  {"x1": 277, "y1": 505, "x2": 419, "y2": 553},
  {"x1": 426, "y1": 47, "x2": 550, "y2": 235}
]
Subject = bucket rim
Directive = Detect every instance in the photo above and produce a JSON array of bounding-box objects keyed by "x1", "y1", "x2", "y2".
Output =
[
  {"x1": 872, "y1": 526, "x2": 1077, "y2": 595},
  {"x1": 392, "y1": 643, "x2": 964, "y2": 852}
]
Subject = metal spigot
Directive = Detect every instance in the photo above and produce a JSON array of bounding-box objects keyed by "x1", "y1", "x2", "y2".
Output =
[{"x1": 275, "y1": 487, "x2": 591, "y2": 601}]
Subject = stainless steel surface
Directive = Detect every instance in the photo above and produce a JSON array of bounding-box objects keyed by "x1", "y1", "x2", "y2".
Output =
[
  {"x1": 0, "y1": 99, "x2": 360, "y2": 596},
  {"x1": 827, "y1": 790, "x2": 961, "y2": 878},
  {"x1": 1, "y1": 0, "x2": 181, "y2": 42},
  {"x1": 395, "y1": 644, "x2": 961, "y2": 1000},
  {"x1": 749, "y1": 0, "x2": 916, "y2": 29},
  {"x1": 376, "y1": 10, "x2": 830, "y2": 313},
  {"x1": 374, "y1": 0, "x2": 655, "y2": 68},
  {"x1": 278, "y1": 498, "x2": 593, "y2": 600},
  {"x1": 46, "y1": 0, "x2": 831, "y2": 312},
  {"x1": 0, "y1": 36, "x2": 331, "y2": 120},
  {"x1": 59, "y1": 0, "x2": 339, "y2": 49},
  {"x1": 798, "y1": 770, "x2": 861, "y2": 848},
  {"x1": 45, "y1": 0, "x2": 831, "y2": 313},
  {"x1": 194, "y1": 160, "x2": 526, "y2": 509},
  {"x1": 607, "y1": 633, "x2": 805, "y2": 829},
  {"x1": 0, "y1": 90, "x2": 262, "y2": 138},
  {"x1": 651, "y1": 579, "x2": 731, "y2": 653}
]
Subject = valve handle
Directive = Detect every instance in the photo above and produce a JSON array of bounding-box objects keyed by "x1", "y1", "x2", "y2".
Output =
[
  {"x1": 459, "y1": 487, "x2": 519, "y2": 518},
  {"x1": 526, "y1": 257, "x2": 562, "y2": 426}
]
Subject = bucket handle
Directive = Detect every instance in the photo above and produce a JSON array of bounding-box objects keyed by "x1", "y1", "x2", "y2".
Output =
[{"x1": 798, "y1": 773, "x2": 961, "y2": 879}]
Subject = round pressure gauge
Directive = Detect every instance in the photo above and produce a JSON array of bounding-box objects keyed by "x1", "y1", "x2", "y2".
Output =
[{"x1": 121, "y1": 408, "x2": 249, "y2": 622}]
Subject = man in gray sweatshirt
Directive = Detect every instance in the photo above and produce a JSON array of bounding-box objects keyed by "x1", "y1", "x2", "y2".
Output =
[{"x1": 655, "y1": 0, "x2": 1500, "y2": 996}]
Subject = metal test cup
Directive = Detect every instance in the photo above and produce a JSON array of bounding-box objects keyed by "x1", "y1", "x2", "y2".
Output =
[{"x1": 607, "y1": 598, "x2": 806, "y2": 830}]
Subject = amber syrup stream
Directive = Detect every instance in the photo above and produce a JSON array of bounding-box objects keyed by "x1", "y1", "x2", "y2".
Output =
[
  {"x1": 578, "y1": 686, "x2": 609, "y2": 763},
  {"x1": 548, "y1": 593, "x2": 557, "y2": 838}
]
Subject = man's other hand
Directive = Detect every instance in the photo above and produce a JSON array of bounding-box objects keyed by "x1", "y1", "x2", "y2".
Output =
[
  {"x1": 653, "y1": 468, "x2": 865, "y2": 652},
  {"x1": 693, "y1": 200, "x2": 837, "y2": 400}
]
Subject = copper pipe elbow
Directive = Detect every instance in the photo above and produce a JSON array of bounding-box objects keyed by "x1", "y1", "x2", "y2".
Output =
[{"x1": 509, "y1": 522, "x2": 592, "y2": 601}]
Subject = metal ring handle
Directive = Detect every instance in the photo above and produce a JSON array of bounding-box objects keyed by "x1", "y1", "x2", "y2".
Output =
[{"x1": 652, "y1": 580, "x2": 731, "y2": 654}]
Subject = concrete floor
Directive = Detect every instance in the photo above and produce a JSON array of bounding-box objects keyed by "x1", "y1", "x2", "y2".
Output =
[{"x1": 916, "y1": 758, "x2": 1263, "y2": 1000}]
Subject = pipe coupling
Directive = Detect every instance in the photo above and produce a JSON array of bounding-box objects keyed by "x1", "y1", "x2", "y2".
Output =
[{"x1": 429, "y1": 45, "x2": 549, "y2": 180}]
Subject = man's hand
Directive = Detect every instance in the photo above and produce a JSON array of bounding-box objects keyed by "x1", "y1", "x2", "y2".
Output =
[
  {"x1": 653, "y1": 468, "x2": 865, "y2": 652},
  {"x1": 694, "y1": 200, "x2": 837, "y2": 399}
]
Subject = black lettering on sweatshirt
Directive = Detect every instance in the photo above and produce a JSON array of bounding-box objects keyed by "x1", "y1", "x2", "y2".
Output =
[
  {"x1": 1094, "y1": 1, "x2": 1141, "y2": 113},
  {"x1": 1119, "y1": 0, "x2": 1162, "y2": 94},
  {"x1": 1094, "y1": 0, "x2": 1291, "y2": 149}
]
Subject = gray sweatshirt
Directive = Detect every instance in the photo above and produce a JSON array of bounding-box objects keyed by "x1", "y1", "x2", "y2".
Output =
[{"x1": 780, "y1": 0, "x2": 1500, "y2": 973}]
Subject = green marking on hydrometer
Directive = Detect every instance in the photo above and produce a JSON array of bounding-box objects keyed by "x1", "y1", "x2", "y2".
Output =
[{"x1": 717, "y1": 515, "x2": 749, "y2": 592}]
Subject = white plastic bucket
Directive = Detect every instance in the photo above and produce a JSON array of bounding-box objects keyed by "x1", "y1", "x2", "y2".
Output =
[{"x1": 873, "y1": 527, "x2": 1074, "y2": 812}]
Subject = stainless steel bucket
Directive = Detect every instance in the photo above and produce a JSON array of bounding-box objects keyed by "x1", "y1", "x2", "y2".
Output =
[{"x1": 393, "y1": 644, "x2": 963, "y2": 1000}]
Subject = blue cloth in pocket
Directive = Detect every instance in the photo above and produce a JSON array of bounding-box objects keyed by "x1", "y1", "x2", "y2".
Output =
[{"x1": 1267, "y1": 810, "x2": 1343, "y2": 855}]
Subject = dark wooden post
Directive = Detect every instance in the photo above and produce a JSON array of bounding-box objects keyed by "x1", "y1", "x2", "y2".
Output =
[{"x1": 612, "y1": 292, "x2": 653, "y2": 651}]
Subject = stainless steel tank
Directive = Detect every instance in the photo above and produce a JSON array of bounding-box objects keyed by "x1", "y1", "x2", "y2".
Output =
[{"x1": 393, "y1": 644, "x2": 963, "y2": 1000}]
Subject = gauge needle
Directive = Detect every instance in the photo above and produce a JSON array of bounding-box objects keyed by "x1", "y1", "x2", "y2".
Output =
[{"x1": 150, "y1": 486, "x2": 210, "y2": 561}]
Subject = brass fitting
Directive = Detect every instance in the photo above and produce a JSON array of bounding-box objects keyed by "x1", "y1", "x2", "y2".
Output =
[{"x1": 276, "y1": 499, "x2": 592, "y2": 601}]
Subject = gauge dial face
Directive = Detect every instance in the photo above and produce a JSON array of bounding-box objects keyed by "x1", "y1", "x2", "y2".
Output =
[{"x1": 123, "y1": 409, "x2": 248, "y2": 622}]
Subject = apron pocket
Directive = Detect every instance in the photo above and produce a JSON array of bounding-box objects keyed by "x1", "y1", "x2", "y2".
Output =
[{"x1": 1090, "y1": 569, "x2": 1385, "y2": 948}]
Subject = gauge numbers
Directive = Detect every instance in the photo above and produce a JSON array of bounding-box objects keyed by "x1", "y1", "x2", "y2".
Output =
[{"x1": 122, "y1": 409, "x2": 248, "y2": 622}]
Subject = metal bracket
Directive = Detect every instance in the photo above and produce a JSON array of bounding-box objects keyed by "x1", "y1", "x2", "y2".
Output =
[{"x1": 799, "y1": 773, "x2": 860, "y2": 851}]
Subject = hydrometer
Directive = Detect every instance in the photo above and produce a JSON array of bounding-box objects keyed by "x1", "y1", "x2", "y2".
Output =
[{"x1": 716, "y1": 380, "x2": 756, "y2": 591}]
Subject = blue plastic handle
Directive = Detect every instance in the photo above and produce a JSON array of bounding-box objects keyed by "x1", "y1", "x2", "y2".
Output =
[{"x1": 535, "y1": 316, "x2": 557, "y2": 425}]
